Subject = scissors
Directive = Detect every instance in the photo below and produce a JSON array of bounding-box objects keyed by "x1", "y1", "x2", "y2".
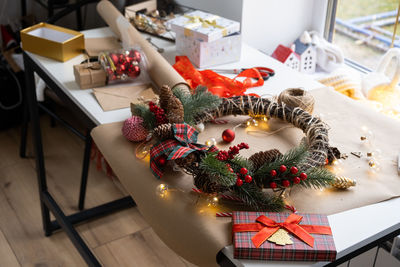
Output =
[{"x1": 211, "y1": 67, "x2": 275, "y2": 80}]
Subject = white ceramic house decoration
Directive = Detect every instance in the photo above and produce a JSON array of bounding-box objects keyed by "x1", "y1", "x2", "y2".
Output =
[
  {"x1": 294, "y1": 31, "x2": 317, "y2": 74},
  {"x1": 271, "y1": 44, "x2": 300, "y2": 71}
]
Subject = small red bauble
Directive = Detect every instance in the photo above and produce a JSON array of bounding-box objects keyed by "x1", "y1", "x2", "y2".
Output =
[
  {"x1": 269, "y1": 182, "x2": 277, "y2": 189},
  {"x1": 290, "y1": 166, "x2": 298, "y2": 174},
  {"x1": 279, "y1": 165, "x2": 287, "y2": 173},
  {"x1": 270, "y1": 169, "x2": 277, "y2": 177},
  {"x1": 244, "y1": 175, "x2": 252, "y2": 183},
  {"x1": 240, "y1": 167, "x2": 248, "y2": 175},
  {"x1": 282, "y1": 179, "x2": 290, "y2": 187},
  {"x1": 293, "y1": 176, "x2": 301, "y2": 184},
  {"x1": 110, "y1": 53, "x2": 119, "y2": 65},
  {"x1": 236, "y1": 178, "x2": 243, "y2": 187},
  {"x1": 300, "y1": 172, "x2": 308, "y2": 180},
  {"x1": 222, "y1": 129, "x2": 235, "y2": 143},
  {"x1": 129, "y1": 49, "x2": 141, "y2": 62},
  {"x1": 157, "y1": 155, "x2": 167, "y2": 166}
]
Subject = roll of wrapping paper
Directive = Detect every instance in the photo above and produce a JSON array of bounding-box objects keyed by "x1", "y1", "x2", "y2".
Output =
[{"x1": 96, "y1": 0, "x2": 187, "y2": 93}]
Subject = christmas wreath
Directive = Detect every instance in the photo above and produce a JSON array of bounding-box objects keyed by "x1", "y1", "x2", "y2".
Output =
[{"x1": 126, "y1": 85, "x2": 338, "y2": 211}]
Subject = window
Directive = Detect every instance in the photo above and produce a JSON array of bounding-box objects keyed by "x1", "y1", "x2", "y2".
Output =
[{"x1": 326, "y1": 0, "x2": 400, "y2": 71}]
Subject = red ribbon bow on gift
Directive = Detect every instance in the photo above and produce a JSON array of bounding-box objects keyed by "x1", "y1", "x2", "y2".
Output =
[{"x1": 233, "y1": 214, "x2": 332, "y2": 248}]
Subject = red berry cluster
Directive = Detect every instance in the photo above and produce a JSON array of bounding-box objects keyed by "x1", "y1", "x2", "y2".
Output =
[
  {"x1": 104, "y1": 49, "x2": 141, "y2": 81},
  {"x1": 268, "y1": 165, "x2": 307, "y2": 189},
  {"x1": 216, "y1": 143, "x2": 249, "y2": 161},
  {"x1": 149, "y1": 102, "x2": 168, "y2": 125},
  {"x1": 235, "y1": 167, "x2": 252, "y2": 187}
]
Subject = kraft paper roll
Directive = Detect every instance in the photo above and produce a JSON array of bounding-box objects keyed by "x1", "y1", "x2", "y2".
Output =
[{"x1": 96, "y1": 0, "x2": 187, "y2": 92}]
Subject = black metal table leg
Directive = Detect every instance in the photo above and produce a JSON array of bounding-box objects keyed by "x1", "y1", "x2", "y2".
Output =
[
  {"x1": 24, "y1": 52, "x2": 53, "y2": 236},
  {"x1": 78, "y1": 131, "x2": 92, "y2": 210},
  {"x1": 20, "y1": 97, "x2": 29, "y2": 158}
]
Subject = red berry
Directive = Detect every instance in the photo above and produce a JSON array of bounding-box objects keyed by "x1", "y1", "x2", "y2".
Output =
[
  {"x1": 236, "y1": 178, "x2": 243, "y2": 187},
  {"x1": 290, "y1": 166, "x2": 298, "y2": 174},
  {"x1": 270, "y1": 170, "x2": 277, "y2": 177},
  {"x1": 293, "y1": 176, "x2": 301, "y2": 184},
  {"x1": 300, "y1": 172, "x2": 307, "y2": 180},
  {"x1": 228, "y1": 167, "x2": 234, "y2": 173},
  {"x1": 240, "y1": 168, "x2": 248, "y2": 175},
  {"x1": 279, "y1": 165, "x2": 287, "y2": 173},
  {"x1": 244, "y1": 175, "x2": 252, "y2": 183},
  {"x1": 325, "y1": 158, "x2": 329, "y2": 165},
  {"x1": 282, "y1": 179, "x2": 290, "y2": 187},
  {"x1": 269, "y1": 182, "x2": 277, "y2": 189}
]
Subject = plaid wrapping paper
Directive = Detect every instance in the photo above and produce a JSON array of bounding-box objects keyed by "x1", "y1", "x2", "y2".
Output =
[{"x1": 232, "y1": 211, "x2": 337, "y2": 261}]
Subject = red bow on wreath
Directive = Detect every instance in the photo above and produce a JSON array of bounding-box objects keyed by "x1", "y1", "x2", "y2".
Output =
[
  {"x1": 233, "y1": 214, "x2": 332, "y2": 248},
  {"x1": 150, "y1": 123, "x2": 217, "y2": 179}
]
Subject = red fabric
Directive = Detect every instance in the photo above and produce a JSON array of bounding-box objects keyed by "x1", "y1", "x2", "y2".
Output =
[{"x1": 173, "y1": 56, "x2": 263, "y2": 97}]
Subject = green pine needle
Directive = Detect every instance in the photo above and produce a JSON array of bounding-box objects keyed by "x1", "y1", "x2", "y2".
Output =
[
  {"x1": 254, "y1": 143, "x2": 308, "y2": 182},
  {"x1": 199, "y1": 153, "x2": 236, "y2": 187},
  {"x1": 173, "y1": 86, "x2": 221, "y2": 125},
  {"x1": 232, "y1": 183, "x2": 284, "y2": 211},
  {"x1": 300, "y1": 167, "x2": 335, "y2": 189},
  {"x1": 131, "y1": 104, "x2": 155, "y2": 130}
]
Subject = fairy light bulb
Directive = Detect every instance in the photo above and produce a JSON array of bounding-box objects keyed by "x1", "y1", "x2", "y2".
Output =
[
  {"x1": 253, "y1": 119, "x2": 259, "y2": 127},
  {"x1": 156, "y1": 184, "x2": 168, "y2": 197},
  {"x1": 368, "y1": 159, "x2": 381, "y2": 173},
  {"x1": 207, "y1": 196, "x2": 219, "y2": 207},
  {"x1": 360, "y1": 126, "x2": 374, "y2": 145},
  {"x1": 331, "y1": 159, "x2": 344, "y2": 174},
  {"x1": 205, "y1": 138, "x2": 217, "y2": 147}
]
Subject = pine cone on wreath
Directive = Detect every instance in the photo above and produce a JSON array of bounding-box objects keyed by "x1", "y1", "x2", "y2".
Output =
[
  {"x1": 159, "y1": 84, "x2": 184, "y2": 123},
  {"x1": 175, "y1": 153, "x2": 198, "y2": 169},
  {"x1": 194, "y1": 172, "x2": 228, "y2": 193},
  {"x1": 159, "y1": 85, "x2": 173, "y2": 111},
  {"x1": 153, "y1": 123, "x2": 174, "y2": 140},
  {"x1": 249, "y1": 149, "x2": 282, "y2": 170}
]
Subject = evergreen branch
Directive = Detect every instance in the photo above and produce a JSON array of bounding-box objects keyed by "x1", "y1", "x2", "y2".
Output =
[
  {"x1": 228, "y1": 155, "x2": 254, "y2": 173},
  {"x1": 300, "y1": 167, "x2": 335, "y2": 189},
  {"x1": 173, "y1": 86, "x2": 221, "y2": 125},
  {"x1": 254, "y1": 143, "x2": 309, "y2": 183},
  {"x1": 199, "y1": 153, "x2": 236, "y2": 187},
  {"x1": 231, "y1": 183, "x2": 284, "y2": 211},
  {"x1": 131, "y1": 104, "x2": 155, "y2": 130}
]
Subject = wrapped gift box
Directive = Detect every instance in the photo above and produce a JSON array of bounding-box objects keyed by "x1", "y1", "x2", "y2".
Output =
[
  {"x1": 175, "y1": 33, "x2": 241, "y2": 68},
  {"x1": 232, "y1": 211, "x2": 337, "y2": 262},
  {"x1": 73, "y1": 62, "x2": 107, "y2": 89},
  {"x1": 20, "y1": 23, "x2": 84, "y2": 62},
  {"x1": 168, "y1": 10, "x2": 240, "y2": 42}
]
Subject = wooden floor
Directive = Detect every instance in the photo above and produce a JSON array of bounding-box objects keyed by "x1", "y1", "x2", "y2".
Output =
[{"x1": 0, "y1": 116, "x2": 195, "y2": 267}]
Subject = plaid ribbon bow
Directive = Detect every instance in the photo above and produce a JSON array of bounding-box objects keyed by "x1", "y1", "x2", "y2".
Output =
[{"x1": 150, "y1": 123, "x2": 215, "y2": 179}]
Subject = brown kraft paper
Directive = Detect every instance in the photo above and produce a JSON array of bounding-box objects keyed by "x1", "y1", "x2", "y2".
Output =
[{"x1": 91, "y1": 87, "x2": 400, "y2": 266}]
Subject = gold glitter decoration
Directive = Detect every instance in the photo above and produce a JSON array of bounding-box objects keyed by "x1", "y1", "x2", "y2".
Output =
[{"x1": 267, "y1": 229, "x2": 293, "y2": 246}]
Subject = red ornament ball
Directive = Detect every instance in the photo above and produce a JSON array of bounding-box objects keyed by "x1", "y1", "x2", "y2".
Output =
[
  {"x1": 122, "y1": 116, "x2": 149, "y2": 142},
  {"x1": 279, "y1": 165, "x2": 287, "y2": 173},
  {"x1": 129, "y1": 49, "x2": 141, "y2": 62},
  {"x1": 157, "y1": 155, "x2": 167, "y2": 166},
  {"x1": 236, "y1": 178, "x2": 243, "y2": 187},
  {"x1": 244, "y1": 175, "x2": 252, "y2": 183},
  {"x1": 240, "y1": 167, "x2": 248, "y2": 175},
  {"x1": 222, "y1": 129, "x2": 235, "y2": 143},
  {"x1": 300, "y1": 172, "x2": 308, "y2": 180},
  {"x1": 282, "y1": 179, "x2": 290, "y2": 187},
  {"x1": 290, "y1": 166, "x2": 298, "y2": 174},
  {"x1": 270, "y1": 169, "x2": 277, "y2": 177},
  {"x1": 269, "y1": 182, "x2": 277, "y2": 189},
  {"x1": 293, "y1": 176, "x2": 301, "y2": 184}
]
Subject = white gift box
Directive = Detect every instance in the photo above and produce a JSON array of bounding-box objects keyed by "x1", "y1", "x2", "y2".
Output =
[
  {"x1": 176, "y1": 33, "x2": 242, "y2": 68},
  {"x1": 168, "y1": 10, "x2": 240, "y2": 42}
]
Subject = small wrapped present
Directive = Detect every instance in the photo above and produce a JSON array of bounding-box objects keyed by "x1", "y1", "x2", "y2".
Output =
[
  {"x1": 232, "y1": 211, "x2": 337, "y2": 261},
  {"x1": 175, "y1": 33, "x2": 241, "y2": 68},
  {"x1": 168, "y1": 10, "x2": 240, "y2": 42},
  {"x1": 73, "y1": 62, "x2": 107, "y2": 89}
]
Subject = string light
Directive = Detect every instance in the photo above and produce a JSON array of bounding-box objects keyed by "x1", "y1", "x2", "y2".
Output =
[
  {"x1": 156, "y1": 184, "x2": 168, "y2": 197},
  {"x1": 205, "y1": 138, "x2": 217, "y2": 147},
  {"x1": 207, "y1": 196, "x2": 219, "y2": 207}
]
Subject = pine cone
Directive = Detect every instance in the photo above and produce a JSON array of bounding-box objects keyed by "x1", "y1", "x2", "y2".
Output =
[
  {"x1": 331, "y1": 176, "x2": 356, "y2": 189},
  {"x1": 175, "y1": 153, "x2": 198, "y2": 169},
  {"x1": 159, "y1": 85, "x2": 173, "y2": 111},
  {"x1": 166, "y1": 96, "x2": 184, "y2": 123},
  {"x1": 327, "y1": 146, "x2": 341, "y2": 163},
  {"x1": 194, "y1": 174, "x2": 228, "y2": 193},
  {"x1": 153, "y1": 123, "x2": 174, "y2": 140},
  {"x1": 249, "y1": 149, "x2": 282, "y2": 170}
]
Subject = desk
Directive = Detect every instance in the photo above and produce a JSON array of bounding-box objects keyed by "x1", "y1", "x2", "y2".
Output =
[{"x1": 26, "y1": 26, "x2": 370, "y2": 267}]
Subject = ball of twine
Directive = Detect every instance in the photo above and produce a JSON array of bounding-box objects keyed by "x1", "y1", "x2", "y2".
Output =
[{"x1": 277, "y1": 88, "x2": 315, "y2": 114}]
